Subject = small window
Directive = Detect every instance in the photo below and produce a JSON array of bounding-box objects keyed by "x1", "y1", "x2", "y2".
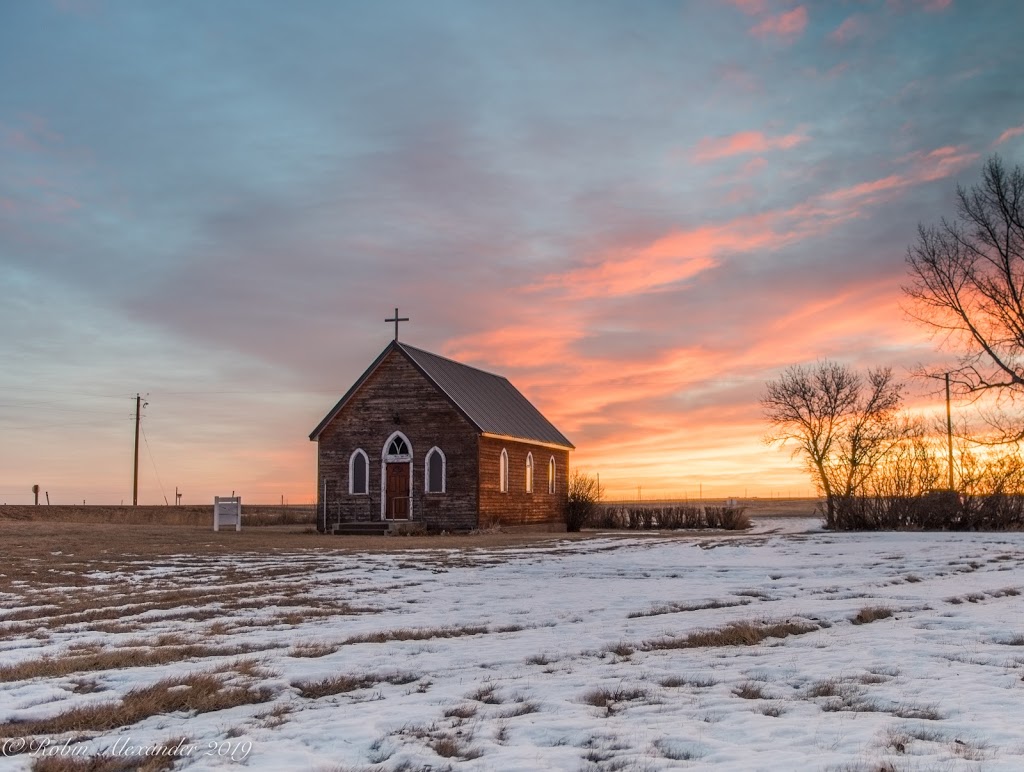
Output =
[
  {"x1": 426, "y1": 447, "x2": 446, "y2": 493},
  {"x1": 387, "y1": 436, "x2": 409, "y2": 456},
  {"x1": 499, "y1": 449, "x2": 509, "y2": 493},
  {"x1": 525, "y1": 453, "x2": 534, "y2": 493},
  {"x1": 548, "y1": 456, "x2": 556, "y2": 494},
  {"x1": 349, "y1": 449, "x2": 368, "y2": 495}
]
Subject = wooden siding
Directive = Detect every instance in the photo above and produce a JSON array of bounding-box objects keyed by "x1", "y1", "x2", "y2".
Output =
[
  {"x1": 478, "y1": 436, "x2": 569, "y2": 527},
  {"x1": 315, "y1": 350, "x2": 479, "y2": 532}
]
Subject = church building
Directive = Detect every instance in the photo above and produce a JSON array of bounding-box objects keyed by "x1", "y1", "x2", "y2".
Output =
[{"x1": 309, "y1": 329, "x2": 574, "y2": 534}]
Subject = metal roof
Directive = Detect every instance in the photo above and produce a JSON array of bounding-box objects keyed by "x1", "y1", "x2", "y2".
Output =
[{"x1": 309, "y1": 341, "x2": 574, "y2": 449}]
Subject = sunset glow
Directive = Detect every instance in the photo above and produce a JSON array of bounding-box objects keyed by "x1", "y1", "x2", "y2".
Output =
[{"x1": 2, "y1": 1, "x2": 1023, "y2": 504}]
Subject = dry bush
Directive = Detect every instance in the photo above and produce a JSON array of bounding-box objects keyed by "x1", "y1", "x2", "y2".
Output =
[
  {"x1": 565, "y1": 471, "x2": 600, "y2": 532},
  {"x1": 806, "y1": 679, "x2": 844, "y2": 698},
  {"x1": 581, "y1": 685, "x2": 647, "y2": 708},
  {"x1": 646, "y1": 619, "x2": 819, "y2": 651},
  {"x1": 829, "y1": 442, "x2": 1024, "y2": 531},
  {"x1": 851, "y1": 606, "x2": 894, "y2": 625},
  {"x1": 594, "y1": 504, "x2": 751, "y2": 531},
  {"x1": 431, "y1": 734, "x2": 482, "y2": 760},
  {"x1": 467, "y1": 683, "x2": 501, "y2": 704},
  {"x1": 996, "y1": 633, "x2": 1024, "y2": 645},
  {"x1": 892, "y1": 702, "x2": 943, "y2": 720},
  {"x1": 289, "y1": 642, "x2": 339, "y2": 658},
  {"x1": 500, "y1": 699, "x2": 539, "y2": 717},
  {"x1": 732, "y1": 681, "x2": 766, "y2": 699},
  {"x1": 443, "y1": 704, "x2": 478, "y2": 719},
  {"x1": 0, "y1": 674, "x2": 272, "y2": 737}
]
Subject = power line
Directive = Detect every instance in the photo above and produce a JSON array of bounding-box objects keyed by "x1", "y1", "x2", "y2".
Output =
[{"x1": 140, "y1": 423, "x2": 169, "y2": 506}]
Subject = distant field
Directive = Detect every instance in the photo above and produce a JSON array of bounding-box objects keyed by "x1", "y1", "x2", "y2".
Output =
[
  {"x1": 2, "y1": 521, "x2": 1023, "y2": 770},
  {"x1": 0, "y1": 504, "x2": 316, "y2": 528}
]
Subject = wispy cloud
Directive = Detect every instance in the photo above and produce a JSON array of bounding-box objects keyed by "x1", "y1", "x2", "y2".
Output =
[
  {"x1": 693, "y1": 130, "x2": 806, "y2": 162},
  {"x1": 750, "y1": 6, "x2": 808, "y2": 42},
  {"x1": 830, "y1": 15, "x2": 865, "y2": 43},
  {"x1": 994, "y1": 124, "x2": 1024, "y2": 146}
]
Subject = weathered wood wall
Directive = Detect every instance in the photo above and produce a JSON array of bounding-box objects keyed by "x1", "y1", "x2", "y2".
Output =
[
  {"x1": 315, "y1": 350, "x2": 480, "y2": 532},
  {"x1": 478, "y1": 436, "x2": 569, "y2": 528}
]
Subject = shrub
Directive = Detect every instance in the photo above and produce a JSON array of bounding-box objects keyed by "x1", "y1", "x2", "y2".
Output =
[
  {"x1": 564, "y1": 471, "x2": 600, "y2": 532},
  {"x1": 591, "y1": 504, "x2": 750, "y2": 531}
]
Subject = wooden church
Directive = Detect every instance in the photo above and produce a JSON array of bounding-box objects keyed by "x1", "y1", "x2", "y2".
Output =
[{"x1": 310, "y1": 320, "x2": 574, "y2": 534}]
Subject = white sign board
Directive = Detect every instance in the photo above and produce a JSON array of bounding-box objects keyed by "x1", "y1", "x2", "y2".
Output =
[{"x1": 213, "y1": 496, "x2": 242, "y2": 532}]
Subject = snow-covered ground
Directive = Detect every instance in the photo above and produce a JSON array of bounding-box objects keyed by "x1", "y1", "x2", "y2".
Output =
[{"x1": 3, "y1": 520, "x2": 1024, "y2": 771}]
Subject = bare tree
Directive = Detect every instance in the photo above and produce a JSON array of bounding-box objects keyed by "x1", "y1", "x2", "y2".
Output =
[
  {"x1": 564, "y1": 470, "x2": 600, "y2": 532},
  {"x1": 904, "y1": 155, "x2": 1024, "y2": 438},
  {"x1": 762, "y1": 362, "x2": 903, "y2": 527}
]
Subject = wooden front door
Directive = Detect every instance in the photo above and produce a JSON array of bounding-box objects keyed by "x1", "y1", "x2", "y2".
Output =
[{"x1": 386, "y1": 462, "x2": 410, "y2": 519}]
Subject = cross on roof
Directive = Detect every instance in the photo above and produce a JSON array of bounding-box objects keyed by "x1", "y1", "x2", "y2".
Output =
[{"x1": 385, "y1": 307, "x2": 409, "y2": 341}]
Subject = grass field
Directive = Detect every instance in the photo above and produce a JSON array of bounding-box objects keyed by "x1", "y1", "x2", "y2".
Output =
[{"x1": 5, "y1": 512, "x2": 1021, "y2": 771}]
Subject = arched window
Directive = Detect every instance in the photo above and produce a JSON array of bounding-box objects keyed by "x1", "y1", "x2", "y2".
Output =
[
  {"x1": 425, "y1": 447, "x2": 446, "y2": 493},
  {"x1": 525, "y1": 453, "x2": 534, "y2": 493},
  {"x1": 386, "y1": 435, "x2": 410, "y2": 457},
  {"x1": 548, "y1": 456, "x2": 556, "y2": 494},
  {"x1": 349, "y1": 449, "x2": 368, "y2": 495},
  {"x1": 499, "y1": 448, "x2": 509, "y2": 493}
]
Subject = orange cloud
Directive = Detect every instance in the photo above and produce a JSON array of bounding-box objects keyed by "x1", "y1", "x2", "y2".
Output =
[
  {"x1": 439, "y1": 142, "x2": 980, "y2": 497},
  {"x1": 750, "y1": 6, "x2": 808, "y2": 41},
  {"x1": 534, "y1": 216, "x2": 799, "y2": 299},
  {"x1": 693, "y1": 130, "x2": 806, "y2": 162},
  {"x1": 994, "y1": 124, "x2": 1024, "y2": 146}
]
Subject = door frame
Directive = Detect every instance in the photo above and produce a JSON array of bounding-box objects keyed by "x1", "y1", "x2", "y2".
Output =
[{"x1": 381, "y1": 430, "x2": 414, "y2": 520}]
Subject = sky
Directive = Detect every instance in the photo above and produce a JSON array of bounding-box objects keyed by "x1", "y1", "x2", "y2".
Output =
[{"x1": 2, "y1": 0, "x2": 1024, "y2": 505}]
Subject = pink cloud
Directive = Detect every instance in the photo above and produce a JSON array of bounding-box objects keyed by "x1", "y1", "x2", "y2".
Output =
[
  {"x1": 915, "y1": 0, "x2": 952, "y2": 10},
  {"x1": 830, "y1": 15, "x2": 865, "y2": 43},
  {"x1": 750, "y1": 6, "x2": 808, "y2": 42},
  {"x1": 693, "y1": 130, "x2": 806, "y2": 162},
  {"x1": 994, "y1": 124, "x2": 1024, "y2": 146}
]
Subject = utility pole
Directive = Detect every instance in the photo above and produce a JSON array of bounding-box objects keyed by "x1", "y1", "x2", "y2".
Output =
[
  {"x1": 133, "y1": 393, "x2": 146, "y2": 506},
  {"x1": 945, "y1": 373, "x2": 955, "y2": 490}
]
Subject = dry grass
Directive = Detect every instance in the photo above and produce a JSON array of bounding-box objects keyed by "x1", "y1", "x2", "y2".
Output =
[
  {"x1": 501, "y1": 699, "x2": 540, "y2": 717},
  {"x1": 289, "y1": 642, "x2": 340, "y2": 658},
  {"x1": 646, "y1": 619, "x2": 819, "y2": 651},
  {"x1": 851, "y1": 606, "x2": 894, "y2": 625},
  {"x1": 467, "y1": 683, "x2": 502, "y2": 704},
  {"x1": 732, "y1": 681, "x2": 767, "y2": 699},
  {"x1": 0, "y1": 673, "x2": 272, "y2": 738},
  {"x1": 343, "y1": 623, "x2": 523, "y2": 645},
  {"x1": 0, "y1": 643, "x2": 279, "y2": 682},
  {"x1": 627, "y1": 598, "x2": 748, "y2": 618},
  {"x1": 29, "y1": 736, "x2": 189, "y2": 772},
  {"x1": 431, "y1": 734, "x2": 483, "y2": 760},
  {"x1": 659, "y1": 674, "x2": 716, "y2": 688},
  {"x1": 443, "y1": 704, "x2": 479, "y2": 719},
  {"x1": 581, "y1": 685, "x2": 648, "y2": 708},
  {"x1": 292, "y1": 671, "x2": 418, "y2": 698}
]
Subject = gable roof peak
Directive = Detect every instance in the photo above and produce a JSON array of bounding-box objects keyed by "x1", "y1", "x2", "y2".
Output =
[{"x1": 309, "y1": 340, "x2": 574, "y2": 449}]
